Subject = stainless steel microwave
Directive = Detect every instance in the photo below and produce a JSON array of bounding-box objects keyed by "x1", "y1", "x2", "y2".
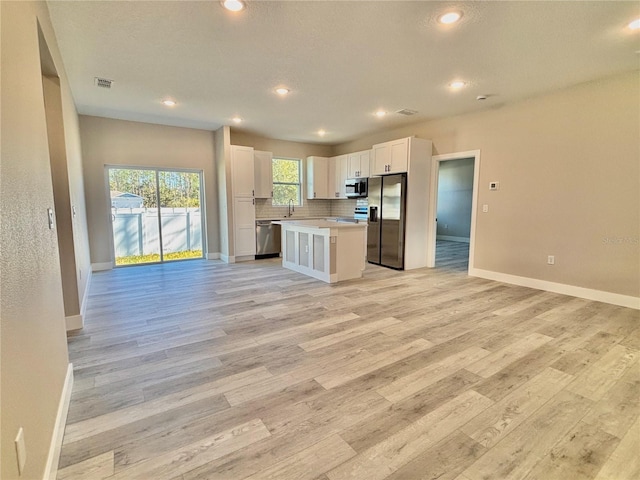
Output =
[{"x1": 345, "y1": 178, "x2": 368, "y2": 198}]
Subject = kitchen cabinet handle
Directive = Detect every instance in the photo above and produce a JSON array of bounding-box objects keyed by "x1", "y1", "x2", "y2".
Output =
[
  {"x1": 252, "y1": 198, "x2": 255, "y2": 205},
  {"x1": 252, "y1": 189, "x2": 254, "y2": 197}
]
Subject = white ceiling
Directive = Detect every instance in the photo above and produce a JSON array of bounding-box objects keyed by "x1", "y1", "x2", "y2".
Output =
[{"x1": 47, "y1": 1, "x2": 639, "y2": 145}]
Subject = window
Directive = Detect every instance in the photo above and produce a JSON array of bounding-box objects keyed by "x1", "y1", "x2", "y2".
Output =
[{"x1": 272, "y1": 157, "x2": 302, "y2": 206}]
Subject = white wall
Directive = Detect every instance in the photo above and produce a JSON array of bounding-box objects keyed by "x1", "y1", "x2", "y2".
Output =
[{"x1": 336, "y1": 72, "x2": 640, "y2": 298}]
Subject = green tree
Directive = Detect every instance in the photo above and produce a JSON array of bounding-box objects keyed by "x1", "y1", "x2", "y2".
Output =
[
  {"x1": 109, "y1": 169, "x2": 201, "y2": 209},
  {"x1": 272, "y1": 158, "x2": 301, "y2": 206}
]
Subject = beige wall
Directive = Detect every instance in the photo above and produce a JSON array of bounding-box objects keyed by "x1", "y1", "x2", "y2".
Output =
[
  {"x1": 230, "y1": 130, "x2": 334, "y2": 159},
  {"x1": 0, "y1": 1, "x2": 86, "y2": 477},
  {"x1": 79, "y1": 116, "x2": 219, "y2": 264},
  {"x1": 42, "y1": 75, "x2": 81, "y2": 318},
  {"x1": 215, "y1": 126, "x2": 231, "y2": 257},
  {"x1": 336, "y1": 72, "x2": 640, "y2": 297}
]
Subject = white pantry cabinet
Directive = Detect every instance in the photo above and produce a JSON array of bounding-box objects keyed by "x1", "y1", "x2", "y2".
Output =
[
  {"x1": 306, "y1": 156, "x2": 331, "y2": 199},
  {"x1": 372, "y1": 137, "x2": 409, "y2": 175},
  {"x1": 347, "y1": 150, "x2": 371, "y2": 178},
  {"x1": 231, "y1": 145, "x2": 256, "y2": 259},
  {"x1": 254, "y1": 150, "x2": 273, "y2": 199}
]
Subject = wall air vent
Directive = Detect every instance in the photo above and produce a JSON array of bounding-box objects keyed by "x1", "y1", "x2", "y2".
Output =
[
  {"x1": 94, "y1": 77, "x2": 113, "y2": 89},
  {"x1": 395, "y1": 109, "x2": 418, "y2": 116}
]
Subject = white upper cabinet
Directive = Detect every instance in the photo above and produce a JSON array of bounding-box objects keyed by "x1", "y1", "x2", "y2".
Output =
[
  {"x1": 231, "y1": 145, "x2": 255, "y2": 197},
  {"x1": 347, "y1": 150, "x2": 371, "y2": 178},
  {"x1": 332, "y1": 155, "x2": 348, "y2": 198},
  {"x1": 254, "y1": 150, "x2": 273, "y2": 199},
  {"x1": 372, "y1": 138, "x2": 409, "y2": 175},
  {"x1": 306, "y1": 156, "x2": 331, "y2": 199}
]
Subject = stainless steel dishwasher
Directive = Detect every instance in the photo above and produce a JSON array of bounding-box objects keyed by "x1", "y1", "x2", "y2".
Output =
[{"x1": 255, "y1": 220, "x2": 281, "y2": 259}]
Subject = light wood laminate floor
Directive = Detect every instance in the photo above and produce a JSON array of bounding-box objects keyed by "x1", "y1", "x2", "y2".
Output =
[{"x1": 59, "y1": 242, "x2": 639, "y2": 480}]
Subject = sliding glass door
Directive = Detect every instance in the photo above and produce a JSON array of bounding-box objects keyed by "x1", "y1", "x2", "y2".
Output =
[{"x1": 108, "y1": 167, "x2": 204, "y2": 266}]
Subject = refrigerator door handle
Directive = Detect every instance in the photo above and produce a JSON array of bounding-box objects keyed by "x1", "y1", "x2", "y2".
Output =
[{"x1": 369, "y1": 206, "x2": 378, "y2": 222}]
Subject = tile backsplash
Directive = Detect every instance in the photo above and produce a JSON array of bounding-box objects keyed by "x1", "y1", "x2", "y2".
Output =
[{"x1": 255, "y1": 198, "x2": 358, "y2": 219}]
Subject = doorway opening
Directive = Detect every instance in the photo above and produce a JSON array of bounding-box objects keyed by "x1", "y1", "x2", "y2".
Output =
[
  {"x1": 107, "y1": 167, "x2": 205, "y2": 266},
  {"x1": 426, "y1": 150, "x2": 480, "y2": 273}
]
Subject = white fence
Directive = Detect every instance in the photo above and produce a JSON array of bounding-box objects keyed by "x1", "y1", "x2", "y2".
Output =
[{"x1": 112, "y1": 208, "x2": 202, "y2": 258}]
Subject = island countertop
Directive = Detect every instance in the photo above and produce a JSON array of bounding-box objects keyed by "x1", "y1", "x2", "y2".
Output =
[{"x1": 272, "y1": 218, "x2": 366, "y2": 229}]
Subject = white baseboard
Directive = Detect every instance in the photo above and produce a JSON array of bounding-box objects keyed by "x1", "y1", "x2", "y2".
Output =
[
  {"x1": 43, "y1": 363, "x2": 74, "y2": 480},
  {"x1": 206, "y1": 252, "x2": 221, "y2": 260},
  {"x1": 91, "y1": 262, "x2": 112, "y2": 272},
  {"x1": 220, "y1": 254, "x2": 235, "y2": 264},
  {"x1": 80, "y1": 270, "x2": 91, "y2": 318},
  {"x1": 65, "y1": 314, "x2": 83, "y2": 331},
  {"x1": 469, "y1": 267, "x2": 640, "y2": 310},
  {"x1": 437, "y1": 235, "x2": 470, "y2": 243}
]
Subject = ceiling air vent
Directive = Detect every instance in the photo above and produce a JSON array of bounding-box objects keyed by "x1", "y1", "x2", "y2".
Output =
[
  {"x1": 94, "y1": 77, "x2": 113, "y2": 89},
  {"x1": 396, "y1": 109, "x2": 418, "y2": 116}
]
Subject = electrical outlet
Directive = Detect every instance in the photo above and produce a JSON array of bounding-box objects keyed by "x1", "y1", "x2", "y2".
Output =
[
  {"x1": 444, "y1": 224, "x2": 448, "y2": 229},
  {"x1": 482, "y1": 204, "x2": 489, "y2": 213},
  {"x1": 15, "y1": 427, "x2": 26, "y2": 475},
  {"x1": 547, "y1": 255, "x2": 555, "y2": 265}
]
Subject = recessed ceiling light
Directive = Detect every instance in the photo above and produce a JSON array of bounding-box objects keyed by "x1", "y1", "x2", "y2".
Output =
[
  {"x1": 629, "y1": 18, "x2": 640, "y2": 30},
  {"x1": 449, "y1": 81, "x2": 466, "y2": 89},
  {"x1": 438, "y1": 11, "x2": 462, "y2": 25},
  {"x1": 318, "y1": 129, "x2": 326, "y2": 137},
  {"x1": 221, "y1": 0, "x2": 245, "y2": 12},
  {"x1": 375, "y1": 110, "x2": 387, "y2": 118},
  {"x1": 232, "y1": 116, "x2": 243, "y2": 123},
  {"x1": 275, "y1": 87, "x2": 290, "y2": 96},
  {"x1": 162, "y1": 99, "x2": 176, "y2": 107}
]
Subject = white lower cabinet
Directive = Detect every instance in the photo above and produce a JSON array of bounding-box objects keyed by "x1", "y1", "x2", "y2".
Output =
[{"x1": 233, "y1": 196, "x2": 256, "y2": 257}]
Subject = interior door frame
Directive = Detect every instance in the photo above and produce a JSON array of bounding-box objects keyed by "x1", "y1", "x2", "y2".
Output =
[
  {"x1": 105, "y1": 165, "x2": 206, "y2": 266},
  {"x1": 426, "y1": 150, "x2": 481, "y2": 272}
]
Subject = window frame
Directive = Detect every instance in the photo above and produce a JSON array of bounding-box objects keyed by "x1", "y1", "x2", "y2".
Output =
[{"x1": 271, "y1": 156, "x2": 303, "y2": 207}]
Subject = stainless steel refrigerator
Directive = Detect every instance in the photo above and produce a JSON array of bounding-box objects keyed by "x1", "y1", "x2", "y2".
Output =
[{"x1": 367, "y1": 174, "x2": 407, "y2": 269}]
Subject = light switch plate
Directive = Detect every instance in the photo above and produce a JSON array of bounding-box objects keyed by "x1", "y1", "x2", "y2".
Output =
[
  {"x1": 15, "y1": 427, "x2": 26, "y2": 475},
  {"x1": 47, "y1": 208, "x2": 55, "y2": 230}
]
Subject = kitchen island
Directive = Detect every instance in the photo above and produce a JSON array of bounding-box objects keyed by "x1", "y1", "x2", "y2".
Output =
[{"x1": 273, "y1": 219, "x2": 367, "y2": 283}]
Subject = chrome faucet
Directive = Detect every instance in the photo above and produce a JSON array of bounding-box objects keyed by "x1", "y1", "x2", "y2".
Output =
[{"x1": 287, "y1": 199, "x2": 295, "y2": 217}]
